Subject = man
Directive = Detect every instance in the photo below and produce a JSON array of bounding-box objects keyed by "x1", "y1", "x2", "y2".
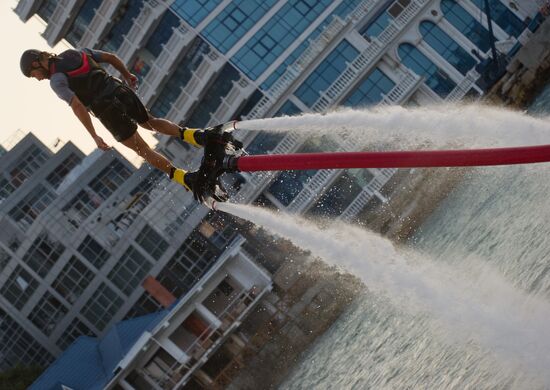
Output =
[{"x1": 20, "y1": 48, "x2": 233, "y2": 202}]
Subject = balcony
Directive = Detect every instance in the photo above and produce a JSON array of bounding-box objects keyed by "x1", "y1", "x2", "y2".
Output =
[
  {"x1": 445, "y1": 68, "x2": 481, "y2": 103},
  {"x1": 79, "y1": 0, "x2": 122, "y2": 48},
  {"x1": 42, "y1": 0, "x2": 83, "y2": 46},
  {"x1": 116, "y1": 1, "x2": 168, "y2": 64},
  {"x1": 208, "y1": 77, "x2": 256, "y2": 126},
  {"x1": 139, "y1": 23, "x2": 195, "y2": 106}
]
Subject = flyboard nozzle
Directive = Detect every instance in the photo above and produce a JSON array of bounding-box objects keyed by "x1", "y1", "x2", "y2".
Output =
[
  {"x1": 220, "y1": 120, "x2": 237, "y2": 132},
  {"x1": 203, "y1": 197, "x2": 218, "y2": 210}
]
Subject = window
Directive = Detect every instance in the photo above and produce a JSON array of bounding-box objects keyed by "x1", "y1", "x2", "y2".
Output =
[
  {"x1": 101, "y1": 0, "x2": 145, "y2": 52},
  {"x1": 65, "y1": 0, "x2": 103, "y2": 46},
  {"x1": 37, "y1": 0, "x2": 58, "y2": 22},
  {"x1": 28, "y1": 292, "x2": 68, "y2": 336},
  {"x1": 398, "y1": 43, "x2": 457, "y2": 98},
  {"x1": 8, "y1": 185, "x2": 56, "y2": 230},
  {"x1": 156, "y1": 232, "x2": 218, "y2": 297},
  {"x1": 441, "y1": 0, "x2": 492, "y2": 52},
  {"x1": 81, "y1": 283, "x2": 124, "y2": 331},
  {"x1": 56, "y1": 317, "x2": 96, "y2": 350},
  {"x1": 151, "y1": 38, "x2": 211, "y2": 117},
  {"x1": 343, "y1": 68, "x2": 395, "y2": 107},
  {"x1": 77, "y1": 235, "x2": 110, "y2": 269},
  {"x1": 52, "y1": 256, "x2": 95, "y2": 304},
  {"x1": 202, "y1": 0, "x2": 277, "y2": 53},
  {"x1": 8, "y1": 145, "x2": 49, "y2": 188},
  {"x1": 22, "y1": 232, "x2": 65, "y2": 278},
  {"x1": 136, "y1": 225, "x2": 169, "y2": 259},
  {"x1": 171, "y1": 0, "x2": 222, "y2": 27},
  {"x1": 144, "y1": 11, "x2": 180, "y2": 57},
  {"x1": 231, "y1": 0, "x2": 332, "y2": 80},
  {"x1": 89, "y1": 160, "x2": 132, "y2": 200},
  {"x1": 108, "y1": 246, "x2": 152, "y2": 295},
  {"x1": 0, "y1": 247, "x2": 11, "y2": 272},
  {"x1": 0, "y1": 177, "x2": 15, "y2": 203},
  {"x1": 295, "y1": 40, "x2": 359, "y2": 107},
  {"x1": 308, "y1": 172, "x2": 363, "y2": 218},
  {"x1": 0, "y1": 266, "x2": 39, "y2": 310},
  {"x1": 420, "y1": 21, "x2": 477, "y2": 76},
  {"x1": 0, "y1": 308, "x2": 53, "y2": 370},
  {"x1": 469, "y1": 0, "x2": 525, "y2": 38},
  {"x1": 186, "y1": 63, "x2": 240, "y2": 127},
  {"x1": 62, "y1": 189, "x2": 102, "y2": 227},
  {"x1": 46, "y1": 153, "x2": 82, "y2": 189}
]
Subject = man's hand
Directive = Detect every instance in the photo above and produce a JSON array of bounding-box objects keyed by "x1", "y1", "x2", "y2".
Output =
[
  {"x1": 124, "y1": 73, "x2": 139, "y2": 90},
  {"x1": 93, "y1": 135, "x2": 111, "y2": 151}
]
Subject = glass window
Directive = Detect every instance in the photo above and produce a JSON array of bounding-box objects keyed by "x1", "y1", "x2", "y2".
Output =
[
  {"x1": 441, "y1": 0, "x2": 492, "y2": 52},
  {"x1": 37, "y1": 0, "x2": 58, "y2": 22},
  {"x1": 469, "y1": 0, "x2": 525, "y2": 38},
  {"x1": 0, "y1": 177, "x2": 15, "y2": 203},
  {"x1": 186, "y1": 63, "x2": 240, "y2": 127},
  {"x1": 108, "y1": 246, "x2": 152, "y2": 296},
  {"x1": 56, "y1": 317, "x2": 96, "y2": 350},
  {"x1": 151, "y1": 38, "x2": 211, "y2": 117},
  {"x1": 22, "y1": 231, "x2": 65, "y2": 278},
  {"x1": 343, "y1": 68, "x2": 395, "y2": 107},
  {"x1": 360, "y1": 8, "x2": 391, "y2": 38},
  {"x1": 8, "y1": 185, "x2": 56, "y2": 230},
  {"x1": 89, "y1": 160, "x2": 132, "y2": 200},
  {"x1": 101, "y1": 0, "x2": 145, "y2": 52},
  {"x1": 232, "y1": 0, "x2": 332, "y2": 80},
  {"x1": 62, "y1": 189, "x2": 102, "y2": 228},
  {"x1": 309, "y1": 172, "x2": 363, "y2": 218},
  {"x1": 156, "y1": 232, "x2": 218, "y2": 297},
  {"x1": 295, "y1": 40, "x2": 359, "y2": 107},
  {"x1": 46, "y1": 153, "x2": 82, "y2": 189},
  {"x1": 81, "y1": 283, "x2": 124, "y2": 331},
  {"x1": 202, "y1": 0, "x2": 277, "y2": 53},
  {"x1": 136, "y1": 225, "x2": 169, "y2": 259},
  {"x1": 28, "y1": 292, "x2": 68, "y2": 336},
  {"x1": 0, "y1": 308, "x2": 53, "y2": 370},
  {"x1": 398, "y1": 43, "x2": 457, "y2": 98},
  {"x1": 420, "y1": 21, "x2": 477, "y2": 76},
  {"x1": 8, "y1": 145, "x2": 49, "y2": 188},
  {"x1": 145, "y1": 11, "x2": 180, "y2": 57},
  {"x1": 65, "y1": 0, "x2": 103, "y2": 46},
  {"x1": 77, "y1": 235, "x2": 110, "y2": 270},
  {"x1": 0, "y1": 247, "x2": 10, "y2": 272},
  {"x1": 52, "y1": 256, "x2": 95, "y2": 304},
  {"x1": 171, "y1": 0, "x2": 222, "y2": 27},
  {"x1": 0, "y1": 266, "x2": 39, "y2": 310}
]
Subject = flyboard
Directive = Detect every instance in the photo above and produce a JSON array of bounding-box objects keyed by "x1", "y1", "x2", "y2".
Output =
[{"x1": 199, "y1": 121, "x2": 550, "y2": 207}]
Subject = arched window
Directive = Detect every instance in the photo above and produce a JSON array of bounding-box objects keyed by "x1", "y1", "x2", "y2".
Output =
[
  {"x1": 398, "y1": 43, "x2": 456, "y2": 98},
  {"x1": 441, "y1": 0, "x2": 491, "y2": 52},
  {"x1": 420, "y1": 21, "x2": 477, "y2": 75},
  {"x1": 469, "y1": 0, "x2": 525, "y2": 38}
]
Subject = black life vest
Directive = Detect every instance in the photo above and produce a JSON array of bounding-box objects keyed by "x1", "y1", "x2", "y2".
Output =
[{"x1": 49, "y1": 49, "x2": 120, "y2": 111}]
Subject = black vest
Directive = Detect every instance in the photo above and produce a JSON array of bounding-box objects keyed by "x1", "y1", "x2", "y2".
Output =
[{"x1": 50, "y1": 49, "x2": 120, "y2": 112}]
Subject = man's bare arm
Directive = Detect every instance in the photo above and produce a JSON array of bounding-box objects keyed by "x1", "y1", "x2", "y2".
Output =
[
  {"x1": 70, "y1": 96, "x2": 110, "y2": 150},
  {"x1": 97, "y1": 52, "x2": 138, "y2": 89}
]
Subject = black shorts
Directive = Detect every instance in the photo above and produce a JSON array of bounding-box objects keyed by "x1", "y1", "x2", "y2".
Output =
[{"x1": 95, "y1": 85, "x2": 149, "y2": 142}]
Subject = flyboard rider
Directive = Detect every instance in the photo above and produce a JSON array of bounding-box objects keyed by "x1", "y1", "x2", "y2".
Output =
[{"x1": 20, "y1": 48, "x2": 240, "y2": 203}]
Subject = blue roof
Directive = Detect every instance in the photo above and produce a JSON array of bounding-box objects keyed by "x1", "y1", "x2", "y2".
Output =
[{"x1": 30, "y1": 310, "x2": 168, "y2": 390}]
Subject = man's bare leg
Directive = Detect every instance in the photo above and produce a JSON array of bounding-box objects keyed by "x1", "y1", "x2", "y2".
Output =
[{"x1": 120, "y1": 131, "x2": 173, "y2": 174}]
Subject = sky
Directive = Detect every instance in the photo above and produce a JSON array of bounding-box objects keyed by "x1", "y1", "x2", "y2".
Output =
[{"x1": 1, "y1": 1, "x2": 155, "y2": 163}]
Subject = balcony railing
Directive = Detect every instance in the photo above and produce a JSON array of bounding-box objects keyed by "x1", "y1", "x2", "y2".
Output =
[
  {"x1": 79, "y1": 0, "x2": 122, "y2": 48},
  {"x1": 42, "y1": 0, "x2": 78, "y2": 46},
  {"x1": 445, "y1": 68, "x2": 481, "y2": 103}
]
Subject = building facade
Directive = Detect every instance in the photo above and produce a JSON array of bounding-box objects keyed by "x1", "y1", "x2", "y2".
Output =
[{"x1": 0, "y1": 134, "x2": 242, "y2": 371}]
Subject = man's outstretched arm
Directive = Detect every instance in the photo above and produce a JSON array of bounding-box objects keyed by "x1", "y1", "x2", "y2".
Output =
[{"x1": 70, "y1": 95, "x2": 110, "y2": 150}]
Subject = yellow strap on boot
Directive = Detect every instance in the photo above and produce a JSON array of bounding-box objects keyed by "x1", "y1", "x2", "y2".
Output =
[
  {"x1": 171, "y1": 168, "x2": 191, "y2": 191},
  {"x1": 181, "y1": 128, "x2": 204, "y2": 147}
]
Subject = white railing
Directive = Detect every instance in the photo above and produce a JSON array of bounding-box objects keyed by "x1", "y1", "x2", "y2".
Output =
[
  {"x1": 445, "y1": 68, "x2": 481, "y2": 102},
  {"x1": 42, "y1": 0, "x2": 77, "y2": 45},
  {"x1": 208, "y1": 77, "x2": 253, "y2": 126}
]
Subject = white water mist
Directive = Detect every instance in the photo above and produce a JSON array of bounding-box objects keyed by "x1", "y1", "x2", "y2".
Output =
[
  {"x1": 218, "y1": 202, "x2": 550, "y2": 383},
  {"x1": 239, "y1": 104, "x2": 550, "y2": 148}
]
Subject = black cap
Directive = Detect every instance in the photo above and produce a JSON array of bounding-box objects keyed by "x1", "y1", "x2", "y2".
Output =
[{"x1": 20, "y1": 49, "x2": 42, "y2": 77}]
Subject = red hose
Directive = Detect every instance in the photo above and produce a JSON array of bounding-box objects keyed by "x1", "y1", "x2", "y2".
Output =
[{"x1": 237, "y1": 145, "x2": 550, "y2": 172}]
